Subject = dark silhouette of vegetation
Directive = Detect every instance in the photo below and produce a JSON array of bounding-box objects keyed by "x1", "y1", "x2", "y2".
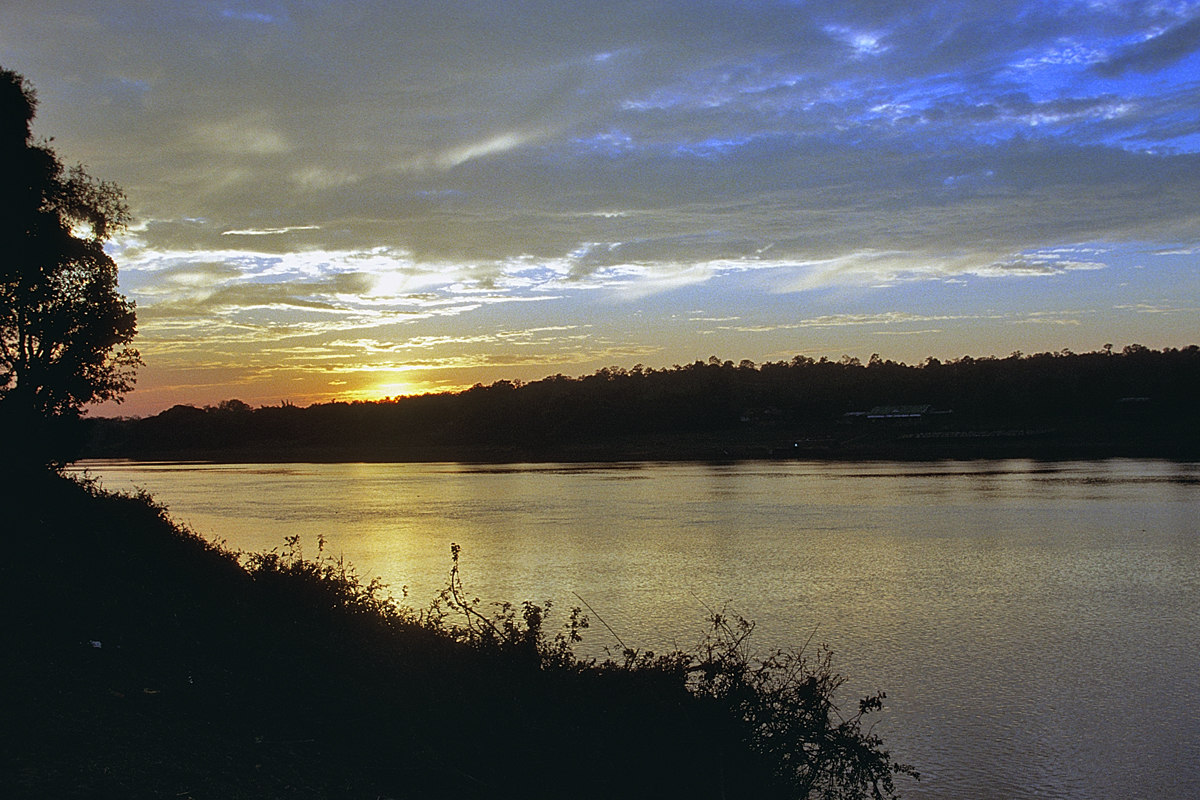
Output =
[
  {"x1": 4, "y1": 470, "x2": 917, "y2": 798},
  {"x1": 0, "y1": 68, "x2": 140, "y2": 467},
  {"x1": 86, "y1": 344, "x2": 1200, "y2": 461}
]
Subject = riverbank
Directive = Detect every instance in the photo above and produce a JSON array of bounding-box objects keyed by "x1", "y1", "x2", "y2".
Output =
[
  {"x1": 81, "y1": 415, "x2": 1200, "y2": 464},
  {"x1": 1, "y1": 469, "x2": 915, "y2": 799}
]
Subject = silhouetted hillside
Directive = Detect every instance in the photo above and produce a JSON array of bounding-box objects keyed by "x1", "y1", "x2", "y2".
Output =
[
  {"x1": 3, "y1": 471, "x2": 915, "y2": 798},
  {"x1": 83, "y1": 345, "x2": 1200, "y2": 461}
]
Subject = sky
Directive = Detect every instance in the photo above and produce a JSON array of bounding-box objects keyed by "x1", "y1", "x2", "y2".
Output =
[{"x1": 2, "y1": 1, "x2": 1199, "y2": 416}]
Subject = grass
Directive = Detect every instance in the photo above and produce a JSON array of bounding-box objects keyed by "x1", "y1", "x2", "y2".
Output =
[{"x1": 2, "y1": 468, "x2": 916, "y2": 799}]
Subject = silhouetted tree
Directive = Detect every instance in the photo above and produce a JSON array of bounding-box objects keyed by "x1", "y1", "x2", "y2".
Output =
[{"x1": 0, "y1": 68, "x2": 140, "y2": 465}]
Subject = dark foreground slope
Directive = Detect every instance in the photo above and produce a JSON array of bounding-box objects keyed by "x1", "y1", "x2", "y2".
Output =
[{"x1": 1, "y1": 470, "x2": 914, "y2": 800}]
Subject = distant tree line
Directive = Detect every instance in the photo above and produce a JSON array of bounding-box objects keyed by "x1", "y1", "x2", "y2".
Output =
[{"x1": 83, "y1": 344, "x2": 1200, "y2": 459}]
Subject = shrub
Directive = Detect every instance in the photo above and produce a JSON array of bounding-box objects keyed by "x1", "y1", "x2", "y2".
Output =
[
  {"x1": 8, "y1": 473, "x2": 918, "y2": 799},
  {"x1": 423, "y1": 541, "x2": 918, "y2": 798}
]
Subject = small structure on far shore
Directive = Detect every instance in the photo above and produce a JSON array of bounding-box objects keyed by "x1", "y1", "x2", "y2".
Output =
[
  {"x1": 839, "y1": 404, "x2": 953, "y2": 429},
  {"x1": 866, "y1": 404, "x2": 933, "y2": 421}
]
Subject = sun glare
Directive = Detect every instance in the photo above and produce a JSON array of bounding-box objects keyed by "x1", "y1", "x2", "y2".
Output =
[{"x1": 351, "y1": 382, "x2": 412, "y2": 401}]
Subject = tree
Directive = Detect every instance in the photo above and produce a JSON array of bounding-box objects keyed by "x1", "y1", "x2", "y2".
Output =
[{"x1": 0, "y1": 68, "x2": 141, "y2": 463}]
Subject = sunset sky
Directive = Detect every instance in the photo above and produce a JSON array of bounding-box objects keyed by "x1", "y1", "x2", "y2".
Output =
[{"x1": 3, "y1": 1, "x2": 1198, "y2": 416}]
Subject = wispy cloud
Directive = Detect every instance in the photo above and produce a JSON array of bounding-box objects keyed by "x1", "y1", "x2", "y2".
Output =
[{"x1": 222, "y1": 226, "x2": 322, "y2": 236}]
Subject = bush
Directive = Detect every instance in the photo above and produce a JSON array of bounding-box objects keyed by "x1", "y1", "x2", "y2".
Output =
[
  {"x1": 4, "y1": 472, "x2": 917, "y2": 799},
  {"x1": 415, "y1": 541, "x2": 918, "y2": 798}
]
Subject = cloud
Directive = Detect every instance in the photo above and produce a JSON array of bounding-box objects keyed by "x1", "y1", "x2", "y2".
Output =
[
  {"x1": 222, "y1": 225, "x2": 321, "y2": 236},
  {"x1": 429, "y1": 133, "x2": 529, "y2": 170},
  {"x1": 190, "y1": 113, "x2": 290, "y2": 155},
  {"x1": 1114, "y1": 302, "x2": 1198, "y2": 315},
  {"x1": 1094, "y1": 15, "x2": 1200, "y2": 77},
  {"x1": 719, "y1": 311, "x2": 994, "y2": 333},
  {"x1": 18, "y1": 1, "x2": 1200, "y2": 275},
  {"x1": 1008, "y1": 312, "x2": 1087, "y2": 326}
]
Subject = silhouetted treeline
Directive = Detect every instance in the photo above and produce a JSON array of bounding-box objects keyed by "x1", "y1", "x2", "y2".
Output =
[{"x1": 83, "y1": 344, "x2": 1200, "y2": 460}]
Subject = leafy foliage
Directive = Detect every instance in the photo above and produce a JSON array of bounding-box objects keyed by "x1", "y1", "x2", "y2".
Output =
[
  {"x1": 243, "y1": 532, "x2": 404, "y2": 622},
  {"x1": 426, "y1": 541, "x2": 588, "y2": 668},
  {"x1": 422, "y1": 541, "x2": 918, "y2": 798},
  {"x1": 688, "y1": 611, "x2": 917, "y2": 799},
  {"x1": 6, "y1": 472, "x2": 919, "y2": 798},
  {"x1": 0, "y1": 68, "x2": 140, "y2": 463}
]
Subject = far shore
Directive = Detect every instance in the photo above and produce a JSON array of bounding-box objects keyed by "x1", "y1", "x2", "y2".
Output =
[{"x1": 77, "y1": 424, "x2": 1200, "y2": 465}]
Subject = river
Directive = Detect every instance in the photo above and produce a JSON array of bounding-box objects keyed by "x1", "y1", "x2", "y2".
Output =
[{"x1": 68, "y1": 458, "x2": 1200, "y2": 800}]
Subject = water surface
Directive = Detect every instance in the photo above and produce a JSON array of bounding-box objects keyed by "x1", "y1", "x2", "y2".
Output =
[{"x1": 70, "y1": 458, "x2": 1200, "y2": 800}]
